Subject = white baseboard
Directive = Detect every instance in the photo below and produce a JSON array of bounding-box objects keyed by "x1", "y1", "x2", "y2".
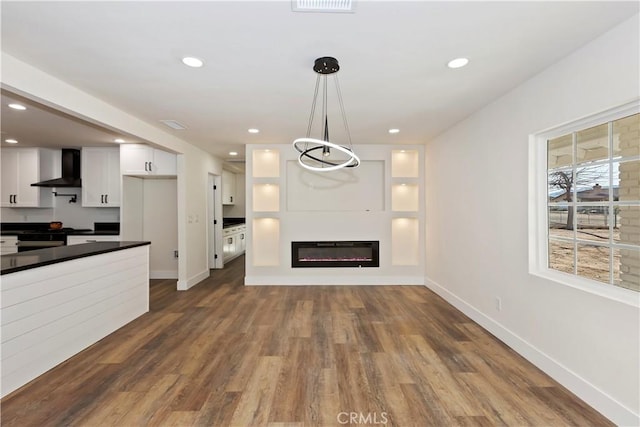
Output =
[
  {"x1": 177, "y1": 269, "x2": 209, "y2": 291},
  {"x1": 244, "y1": 275, "x2": 425, "y2": 286},
  {"x1": 424, "y1": 276, "x2": 639, "y2": 427}
]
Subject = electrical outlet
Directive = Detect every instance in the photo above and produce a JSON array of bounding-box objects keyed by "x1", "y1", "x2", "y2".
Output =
[{"x1": 495, "y1": 297, "x2": 502, "y2": 311}]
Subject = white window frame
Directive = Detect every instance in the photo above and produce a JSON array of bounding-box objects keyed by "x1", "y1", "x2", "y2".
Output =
[{"x1": 528, "y1": 99, "x2": 640, "y2": 307}]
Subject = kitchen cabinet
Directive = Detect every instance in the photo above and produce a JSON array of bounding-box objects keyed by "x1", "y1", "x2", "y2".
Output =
[
  {"x1": 82, "y1": 148, "x2": 121, "y2": 207},
  {"x1": 1, "y1": 236, "x2": 19, "y2": 255},
  {"x1": 120, "y1": 144, "x2": 177, "y2": 176},
  {"x1": 222, "y1": 224, "x2": 245, "y2": 262},
  {"x1": 1, "y1": 148, "x2": 55, "y2": 208},
  {"x1": 67, "y1": 235, "x2": 121, "y2": 245},
  {"x1": 222, "y1": 169, "x2": 236, "y2": 205}
]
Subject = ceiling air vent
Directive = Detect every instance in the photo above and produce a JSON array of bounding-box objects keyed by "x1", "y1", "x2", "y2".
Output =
[
  {"x1": 292, "y1": 0, "x2": 356, "y2": 13},
  {"x1": 160, "y1": 119, "x2": 187, "y2": 130}
]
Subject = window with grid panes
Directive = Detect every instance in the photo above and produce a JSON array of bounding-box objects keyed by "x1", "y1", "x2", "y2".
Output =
[{"x1": 547, "y1": 113, "x2": 639, "y2": 291}]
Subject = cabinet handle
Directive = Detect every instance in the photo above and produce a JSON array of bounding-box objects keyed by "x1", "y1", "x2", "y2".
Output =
[
  {"x1": 230, "y1": 196, "x2": 233, "y2": 203},
  {"x1": 144, "y1": 161, "x2": 148, "y2": 171},
  {"x1": 101, "y1": 195, "x2": 104, "y2": 203},
  {"x1": 227, "y1": 237, "x2": 233, "y2": 244},
  {"x1": 148, "y1": 161, "x2": 153, "y2": 172},
  {"x1": 105, "y1": 194, "x2": 108, "y2": 204},
  {"x1": 241, "y1": 234, "x2": 244, "y2": 240}
]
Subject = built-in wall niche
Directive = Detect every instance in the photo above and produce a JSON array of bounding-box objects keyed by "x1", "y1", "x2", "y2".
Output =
[
  {"x1": 252, "y1": 149, "x2": 280, "y2": 178},
  {"x1": 391, "y1": 150, "x2": 419, "y2": 178},
  {"x1": 252, "y1": 218, "x2": 280, "y2": 266},
  {"x1": 391, "y1": 218, "x2": 419, "y2": 265},
  {"x1": 253, "y1": 183, "x2": 279, "y2": 212},
  {"x1": 391, "y1": 184, "x2": 419, "y2": 211}
]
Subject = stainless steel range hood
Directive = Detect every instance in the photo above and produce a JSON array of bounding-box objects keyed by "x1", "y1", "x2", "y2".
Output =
[{"x1": 31, "y1": 149, "x2": 82, "y2": 188}]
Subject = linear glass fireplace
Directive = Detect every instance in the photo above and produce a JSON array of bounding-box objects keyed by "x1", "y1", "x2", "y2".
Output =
[{"x1": 291, "y1": 241, "x2": 379, "y2": 268}]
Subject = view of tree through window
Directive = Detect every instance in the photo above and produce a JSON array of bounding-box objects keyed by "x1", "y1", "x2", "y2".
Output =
[{"x1": 547, "y1": 113, "x2": 639, "y2": 291}]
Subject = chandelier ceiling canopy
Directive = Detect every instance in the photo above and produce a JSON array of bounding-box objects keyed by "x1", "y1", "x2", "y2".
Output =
[{"x1": 293, "y1": 57, "x2": 360, "y2": 172}]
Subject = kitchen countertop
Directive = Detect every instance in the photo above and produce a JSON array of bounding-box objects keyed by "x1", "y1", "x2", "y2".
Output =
[
  {"x1": 1, "y1": 222, "x2": 120, "y2": 236},
  {"x1": 1, "y1": 241, "x2": 150, "y2": 275},
  {"x1": 0, "y1": 230, "x2": 119, "y2": 236},
  {"x1": 223, "y1": 217, "x2": 245, "y2": 228},
  {"x1": 66, "y1": 230, "x2": 120, "y2": 236},
  {"x1": 223, "y1": 223, "x2": 246, "y2": 229}
]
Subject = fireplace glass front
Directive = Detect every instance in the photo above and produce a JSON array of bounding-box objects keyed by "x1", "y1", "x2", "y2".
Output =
[{"x1": 291, "y1": 241, "x2": 379, "y2": 268}]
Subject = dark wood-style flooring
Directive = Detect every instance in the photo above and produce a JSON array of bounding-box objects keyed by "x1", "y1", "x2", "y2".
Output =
[{"x1": 1, "y1": 255, "x2": 613, "y2": 426}]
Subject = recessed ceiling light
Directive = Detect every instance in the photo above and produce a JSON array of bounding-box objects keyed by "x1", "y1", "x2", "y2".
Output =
[
  {"x1": 447, "y1": 57, "x2": 469, "y2": 69},
  {"x1": 114, "y1": 138, "x2": 125, "y2": 143},
  {"x1": 8, "y1": 103, "x2": 26, "y2": 110},
  {"x1": 182, "y1": 57, "x2": 204, "y2": 68},
  {"x1": 248, "y1": 128, "x2": 260, "y2": 134},
  {"x1": 229, "y1": 151, "x2": 238, "y2": 156},
  {"x1": 388, "y1": 128, "x2": 400, "y2": 134},
  {"x1": 5, "y1": 139, "x2": 18, "y2": 144}
]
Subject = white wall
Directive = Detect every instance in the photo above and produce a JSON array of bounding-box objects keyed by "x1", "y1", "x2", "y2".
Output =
[
  {"x1": 1, "y1": 52, "x2": 224, "y2": 290},
  {"x1": 425, "y1": 15, "x2": 639, "y2": 425}
]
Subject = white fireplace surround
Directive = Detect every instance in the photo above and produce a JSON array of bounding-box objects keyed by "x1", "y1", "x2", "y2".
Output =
[{"x1": 244, "y1": 144, "x2": 424, "y2": 286}]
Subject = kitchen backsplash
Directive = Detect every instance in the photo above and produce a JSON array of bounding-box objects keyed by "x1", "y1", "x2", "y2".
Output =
[{"x1": 0, "y1": 188, "x2": 119, "y2": 229}]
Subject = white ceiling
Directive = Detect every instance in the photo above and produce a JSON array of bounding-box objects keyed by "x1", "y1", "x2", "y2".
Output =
[{"x1": 1, "y1": 1, "x2": 638, "y2": 162}]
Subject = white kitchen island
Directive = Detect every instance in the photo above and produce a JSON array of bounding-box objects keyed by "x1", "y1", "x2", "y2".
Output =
[{"x1": 0, "y1": 241, "x2": 150, "y2": 398}]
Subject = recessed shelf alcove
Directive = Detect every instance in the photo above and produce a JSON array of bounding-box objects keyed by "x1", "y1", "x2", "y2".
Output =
[
  {"x1": 253, "y1": 183, "x2": 279, "y2": 212},
  {"x1": 252, "y1": 149, "x2": 280, "y2": 178}
]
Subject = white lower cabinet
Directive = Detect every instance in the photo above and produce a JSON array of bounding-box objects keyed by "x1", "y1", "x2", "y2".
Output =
[
  {"x1": 1, "y1": 236, "x2": 19, "y2": 255},
  {"x1": 67, "y1": 235, "x2": 120, "y2": 245},
  {"x1": 222, "y1": 224, "x2": 246, "y2": 263}
]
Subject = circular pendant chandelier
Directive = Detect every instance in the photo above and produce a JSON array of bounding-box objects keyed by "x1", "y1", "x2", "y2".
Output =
[{"x1": 293, "y1": 57, "x2": 360, "y2": 172}]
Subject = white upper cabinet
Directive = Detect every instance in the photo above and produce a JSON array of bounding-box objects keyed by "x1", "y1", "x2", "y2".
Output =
[
  {"x1": 82, "y1": 147, "x2": 121, "y2": 207},
  {"x1": 222, "y1": 169, "x2": 236, "y2": 205},
  {"x1": 1, "y1": 148, "x2": 55, "y2": 208},
  {"x1": 120, "y1": 144, "x2": 177, "y2": 177}
]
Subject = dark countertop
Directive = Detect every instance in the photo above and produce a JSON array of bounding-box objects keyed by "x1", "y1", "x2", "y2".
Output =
[
  {"x1": 1, "y1": 241, "x2": 150, "y2": 275},
  {"x1": 1, "y1": 222, "x2": 120, "y2": 236},
  {"x1": 223, "y1": 223, "x2": 246, "y2": 229},
  {"x1": 1, "y1": 230, "x2": 119, "y2": 236},
  {"x1": 67, "y1": 230, "x2": 121, "y2": 236},
  {"x1": 223, "y1": 217, "x2": 245, "y2": 228}
]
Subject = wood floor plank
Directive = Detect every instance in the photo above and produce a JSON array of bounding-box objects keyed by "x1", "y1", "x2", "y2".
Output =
[
  {"x1": 289, "y1": 299, "x2": 313, "y2": 338},
  {"x1": 69, "y1": 391, "x2": 143, "y2": 427},
  {"x1": 228, "y1": 355, "x2": 283, "y2": 426},
  {"x1": 0, "y1": 256, "x2": 615, "y2": 427}
]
